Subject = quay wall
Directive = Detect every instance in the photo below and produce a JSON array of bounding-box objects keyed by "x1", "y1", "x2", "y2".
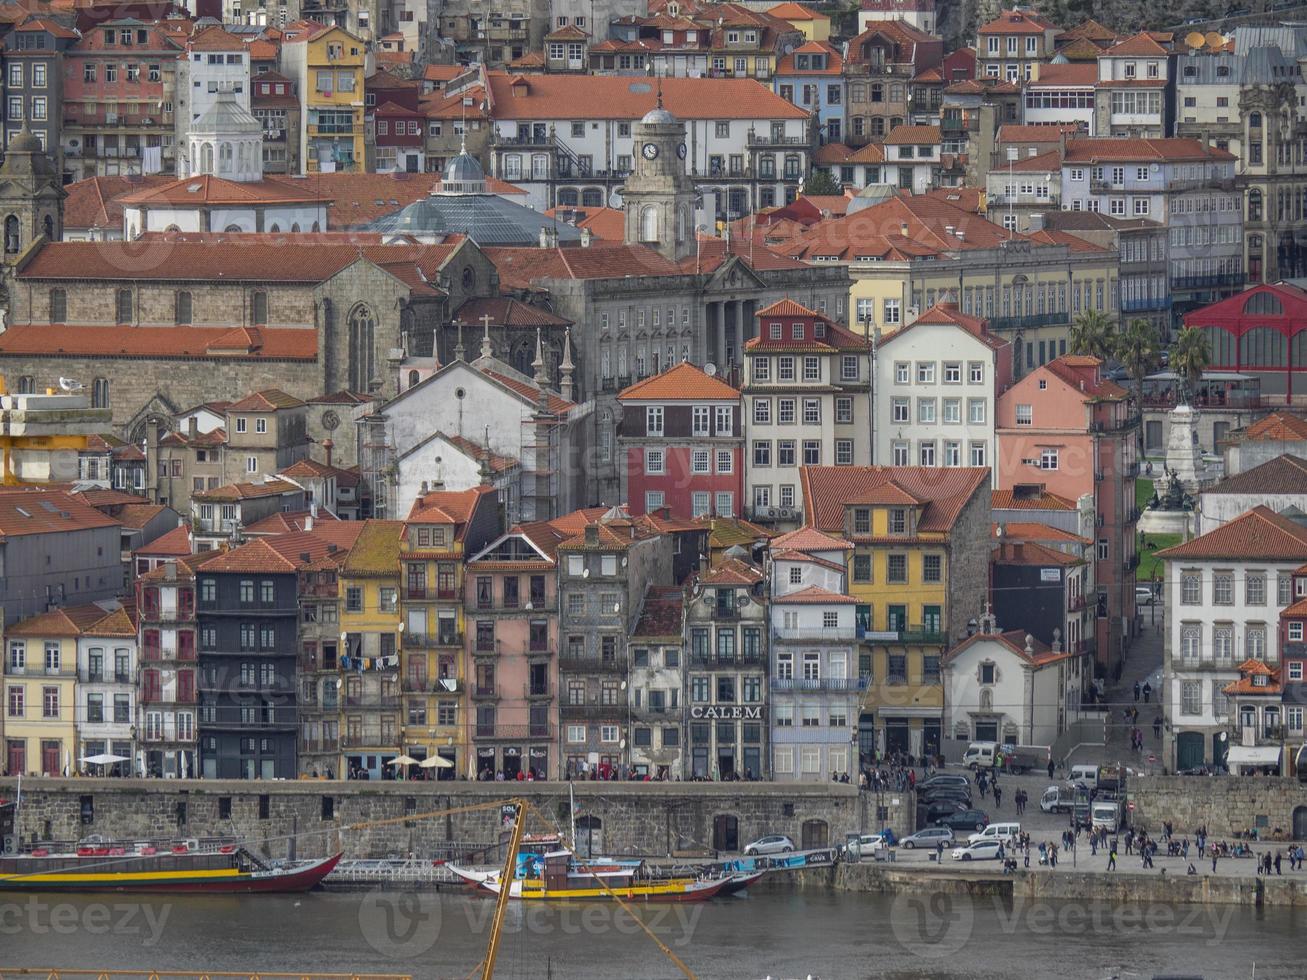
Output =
[
  {"x1": 1128, "y1": 775, "x2": 1307, "y2": 837},
  {"x1": 0, "y1": 779, "x2": 910, "y2": 861}
]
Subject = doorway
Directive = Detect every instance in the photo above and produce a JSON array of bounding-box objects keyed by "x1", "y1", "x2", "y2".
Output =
[
  {"x1": 576, "y1": 815, "x2": 602, "y2": 857},
  {"x1": 1293, "y1": 806, "x2": 1307, "y2": 841},
  {"x1": 801, "y1": 819, "x2": 828, "y2": 849},
  {"x1": 712, "y1": 814, "x2": 739, "y2": 852},
  {"x1": 502, "y1": 749, "x2": 522, "y2": 780},
  {"x1": 885, "y1": 719, "x2": 909, "y2": 755},
  {"x1": 6, "y1": 740, "x2": 25, "y2": 777},
  {"x1": 41, "y1": 740, "x2": 60, "y2": 776},
  {"x1": 1176, "y1": 731, "x2": 1204, "y2": 771}
]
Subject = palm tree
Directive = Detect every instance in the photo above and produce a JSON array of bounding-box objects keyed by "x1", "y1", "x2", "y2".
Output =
[
  {"x1": 1115, "y1": 318, "x2": 1160, "y2": 411},
  {"x1": 1169, "y1": 328, "x2": 1211, "y2": 405},
  {"x1": 1068, "y1": 309, "x2": 1116, "y2": 363}
]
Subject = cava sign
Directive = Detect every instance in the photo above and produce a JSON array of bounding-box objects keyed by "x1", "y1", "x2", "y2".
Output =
[{"x1": 690, "y1": 704, "x2": 763, "y2": 721}]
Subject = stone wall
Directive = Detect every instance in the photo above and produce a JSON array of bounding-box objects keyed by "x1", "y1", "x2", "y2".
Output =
[
  {"x1": 1129, "y1": 774, "x2": 1307, "y2": 838},
  {"x1": 0, "y1": 778, "x2": 909, "y2": 863}
]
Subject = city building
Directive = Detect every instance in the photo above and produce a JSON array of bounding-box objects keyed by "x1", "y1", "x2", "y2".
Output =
[
  {"x1": 557, "y1": 509, "x2": 671, "y2": 777},
  {"x1": 628, "y1": 583, "x2": 687, "y2": 778},
  {"x1": 975, "y1": 8, "x2": 1059, "y2": 83},
  {"x1": 995, "y1": 355, "x2": 1139, "y2": 676},
  {"x1": 800, "y1": 465, "x2": 991, "y2": 764},
  {"x1": 281, "y1": 21, "x2": 366, "y2": 173},
  {"x1": 986, "y1": 148, "x2": 1061, "y2": 233},
  {"x1": 617, "y1": 361, "x2": 743, "y2": 519},
  {"x1": 741, "y1": 299, "x2": 872, "y2": 525},
  {"x1": 842, "y1": 21, "x2": 942, "y2": 149},
  {"x1": 1160, "y1": 506, "x2": 1307, "y2": 772},
  {"x1": 400, "y1": 484, "x2": 500, "y2": 777},
  {"x1": 881, "y1": 123, "x2": 941, "y2": 194},
  {"x1": 768, "y1": 528, "x2": 862, "y2": 781},
  {"x1": 1023, "y1": 62, "x2": 1096, "y2": 134},
  {"x1": 1197, "y1": 455, "x2": 1307, "y2": 535},
  {"x1": 684, "y1": 556, "x2": 769, "y2": 779},
  {"x1": 1181, "y1": 282, "x2": 1307, "y2": 404},
  {"x1": 1221, "y1": 658, "x2": 1286, "y2": 775},
  {"x1": 873, "y1": 302, "x2": 1012, "y2": 477},
  {"x1": 2, "y1": 17, "x2": 80, "y2": 179},
  {"x1": 990, "y1": 535, "x2": 1092, "y2": 656},
  {"x1": 189, "y1": 478, "x2": 307, "y2": 551},
  {"x1": 251, "y1": 71, "x2": 301, "y2": 175},
  {"x1": 175, "y1": 26, "x2": 252, "y2": 176},
  {"x1": 73, "y1": 604, "x2": 138, "y2": 776},
  {"x1": 136, "y1": 555, "x2": 204, "y2": 778},
  {"x1": 1093, "y1": 33, "x2": 1173, "y2": 138},
  {"x1": 295, "y1": 539, "x2": 348, "y2": 780},
  {"x1": 1224, "y1": 412, "x2": 1307, "y2": 477},
  {"x1": 773, "y1": 40, "x2": 844, "y2": 145}
]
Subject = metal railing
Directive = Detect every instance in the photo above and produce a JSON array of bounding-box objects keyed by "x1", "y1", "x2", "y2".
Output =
[
  {"x1": 860, "y1": 628, "x2": 947, "y2": 645},
  {"x1": 770, "y1": 677, "x2": 868, "y2": 692}
]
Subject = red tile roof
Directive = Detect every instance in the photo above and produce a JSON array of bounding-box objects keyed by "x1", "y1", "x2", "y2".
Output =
[
  {"x1": 113, "y1": 503, "x2": 169, "y2": 530},
  {"x1": 405, "y1": 484, "x2": 496, "y2": 530},
  {"x1": 485, "y1": 71, "x2": 807, "y2": 120},
  {"x1": 63, "y1": 175, "x2": 174, "y2": 231},
  {"x1": 7, "y1": 603, "x2": 133, "y2": 638},
  {"x1": 881, "y1": 302, "x2": 1007, "y2": 352},
  {"x1": 1040, "y1": 355, "x2": 1128, "y2": 401},
  {"x1": 542, "y1": 205, "x2": 625, "y2": 240},
  {"x1": 1202, "y1": 454, "x2": 1307, "y2": 496},
  {"x1": 993, "y1": 538, "x2": 1081, "y2": 566},
  {"x1": 768, "y1": 1, "x2": 827, "y2": 19},
  {"x1": 1242, "y1": 412, "x2": 1307, "y2": 442},
  {"x1": 632, "y1": 584, "x2": 685, "y2": 638},
  {"x1": 801, "y1": 466, "x2": 989, "y2": 535},
  {"x1": 1159, "y1": 505, "x2": 1307, "y2": 562},
  {"x1": 884, "y1": 124, "x2": 941, "y2": 145},
  {"x1": 698, "y1": 556, "x2": 764, "y2": 586},
  {"x1": 188, "y1": 25, "x2": 246, "y2": 51},
  {"x1": 454, "y1": 297, "x2": 571, "y2": 330},
  {"x1": 198, "y1": 523, "x2": 366, "y2": 574},
  {"x1": 945, "y1": 628, "x2": 1066, "y2": 668},
  {"x1": 1064, "y1": 138, "x2": 1236, "y2": 164},
  {"x1": 480, "y1": 368, "x2": 575, "y2": 416},
  {"x1": 0, "y1": 489, "x2": 120, "y2": 538},
  {"x1": 978, "y1": 9, "x2": 1056, "y2": 34},
  {"x1": 991, "y1": 488, "x2": 1076, "y2": 511},
  {"x1": 228, "y1": 389, "x2": 306, "y2": 412},
  {"x1": 134, "y1": 523, "x2": 192, "y2": 557},
  {"x1": 443, "y1": 434, "x2": 519, "y2": 474},
  {"x1": 1103, "y1": 32, "x2": 1168, "y2": 56},
  {"x1": 194, "y1": 478, "x2": 301, "y2": 503},
  {"x1": 757, "y1": 298, "x2": 818, "y2": 318},
  {"x1": 485, "y1": 243, "x2": 683, "y2": 289},
  {"x1": 242, "y1": 508, "x2": 340, "y2": 535},
  {"x1": 776, "y1": 40, "x2": 842, "y2": 75},
  {"x1": 116, "y1": 175, "x2": 329, "y2": 208},
  {"x1": 992, "y1": 521, "x2": 1089, "y2": 545},
  {"x1": 1028, "y1": 63, "x2": 1096, "y2": 86},
  {"x1": 771, "y1": 525, "x2": 853, "y2": 551},
  {"x1": 617, "y1": 361, "x2": 740, "y2": 402},
  {"x1": 774, "y1": 584, "x2": 858, "y2": 604},
  {"x1": 0, "y1": 323, "x2": 317, "y2": 361}
]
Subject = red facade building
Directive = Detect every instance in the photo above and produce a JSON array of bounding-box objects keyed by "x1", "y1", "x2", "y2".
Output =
[
  {"x1": 617, "y1": 361, "x2": 743, "y2": 519},
  {"x1": 1182, "y1": 282, "x2": 1307, "y2": 403}
]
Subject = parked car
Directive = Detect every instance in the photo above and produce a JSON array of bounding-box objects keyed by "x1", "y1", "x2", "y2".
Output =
[
  {"x1": 920, "y1": 782, "x2": 972, "y2": 799},
  {"x1": 952, "y1": 839, "x2": 1004, "y2": 861},
  {"x1": 743, "y1": 834, "x2": 795, "y2": 856},
  {"x1": 933, "y1": 809, "x2": 989, "y2": 832},
  {"x1": 920, "y1": 789, "x2": 972, "y2": 809},
  {"x1": 967, "y1": 822, "x2": 1020, "y2": 846},
  {"x1": 919, "y1": 774, "x2": 970, "y2": 790},
  {"x1": 923, "y1": 800, "x2": 969, "y2": 824},
  {"x1": 1136, "y1": 586, "x2": 1156, "y2": 606},
  {"x1": 844, "y1": 833, "x2": 891, "y2": 860},
  {"x1": 900, "y1": 827, "x2": 955, "y2": 849}
]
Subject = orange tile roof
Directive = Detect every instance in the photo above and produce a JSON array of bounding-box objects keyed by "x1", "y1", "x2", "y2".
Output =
[
  {"x1": 228, "y1": 389, "x2": 306, "y2": 412},
  {"x1": 1005, "y1": 149, "x2": 1062, "y2": 172},
  {"x1": 243, "y1": 508, "x2": 340, "y2": 535},
  {"x1": 480, "y1": 368, "x2": 575, "y2": 415},
  {"x1": 632, "y1": 584, "x2": 685, "y2": 638},
  {"x1": 768, "y1": 1, "x2": 826, "y2": 19},
  {"x1": 1103, "y1": 32, "x2": 1168, "y2": 56},
  {"x1": 0, "y1": 489, "x2": 120, "y2": 538},
  {"x1": 134, "y1": 524, "x2": 193, "y2": 557},
  {"x1": 881, "y1": 301, "x2": 1007, "y2": 352},
  {"x1": 484, "y1": 243, "x2": 683, "y2": 289},
  {"x1": 7, "y1": 603, "x2": 129, "y2": 638},
  {"x1": 1039, "y1": 356, "x2": 1128, "y2": 401},
  {"x1": 884, "y1": 124, "x2": 941, "y2": 145},
  {"x1": 757, "y1": 297, "x2": 819, "y2": 318},
  {"x1": 199, "y1": 523, "x2": 365, "y2": 574},
  {"x1": 993, "y1": 538, "x2": 1081, "y2": 566},
  {"x1": 1242, "y1": 412, "x2": 1307, "y2": 442},
  {"x1": 405, "y1": 485, "x2": 496, "y2": 530},
  {"x1": 1057, "y1": 18, "x2": 1117, "y2": 43},
  {"x1": 424, "y1": 64, "x2": 465, "y2": 83},
  {"x1": 698, "y1": 556, "x2": 764, "y2": 586},
  {"x1": 1159, "y1": 505, "x2": 1307, "y2": 562},
  {"x1": 617, "y1": 361, "x2": 740, "y2": 402},
  {"x1": 991, "y1": 488, "x2": 1077, "y2": 511},
  {"x1": 194, "y1": 478, "x2": 301, "y2": 503},
  {"x1": 1202, "y1": 454, "x2": 1307, "y2": 496},
  {"x1": 442, "y1": 434, "x2": 519, "y2": 474},
  {"x1": 978, "y1": 9, "x2": 1056, "y2": 34},
  {"x1": 774, "y1": 584, "x2": 858, "y2": 604},
  {"x1": 454, "y1": 297, "x2": 570, "y2": 330},
  {"x1": 0, "y1": 323, "x2": 317, "y2": 361},
  {"x1": 776, "y1": 40, "x2": 842, "y2": 75},
  {"x1": 1029, "y1": 63, "x2": 1096, "y2": 86},
  {"x1": 992, "y1": 522, "x2": 1089, "y2": 545},
  {"x1": 682, "y1": 236, "x2": 809, "y2": 273},
  {"x1": 1064, "y1": 138, "x2": 1235, "y2": 164},
  {"x1": 63, "y1": 175, "x2": 174, "y2": 231},
  {"x1": 542, "y1": 205, "x2": 625, "y2": 240},
  {"x1": 945, "y1": 628, "x2": 1065, "y2": 668},
  {"x1": 113, "y1": 503, "x2": 168, "y2": 530},
  {"x1": 188, "y1": 25, "x2": 246, "y2": 51},
  {"x1": 801, "y1": 466, "x2": 989, "y2": 535},
  {"x1": 485, "y1": 71, "x2": 807, "y2": 120},
  {"x1": 770, "y1": 525, "x2": 852, "y2": 551}
]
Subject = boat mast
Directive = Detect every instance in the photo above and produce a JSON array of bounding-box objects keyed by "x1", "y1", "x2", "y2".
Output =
[
  {"x1": 481, "y1": 798, "x2": 526, "y2": 980},
  {"x1": 569, "y1": 782, "x2": 576, "y2": 849}
]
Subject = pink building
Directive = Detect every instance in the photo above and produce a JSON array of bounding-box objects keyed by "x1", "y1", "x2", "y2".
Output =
[
  {"x1": 464, "y1": 519, "x2": 564, "y2": 779},
  {"x1": 617, "y1": 362, "x2": 744, "y2": 520},
  {"x1": 63, "y1": 19, "x2": 180, "y2": 179},
  {"x1": 996, "y1": 355, "x2": 1139, "y2": 676}
]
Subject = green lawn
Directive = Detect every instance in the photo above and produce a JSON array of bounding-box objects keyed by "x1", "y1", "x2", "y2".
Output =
[
  {"x1": 1136, "y1": 477, "x2": 1155, "y2": 512},
  {"x1": 1138, "y1": 532, "x2": 1181, "y2": 584}
]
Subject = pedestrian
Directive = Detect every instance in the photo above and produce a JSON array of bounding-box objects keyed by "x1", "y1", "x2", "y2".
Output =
[
  {"x1": 1048, "y1": 759, "x2": 1055, "y2": 781},
  {"x1": 1090, "y1": 834, "x2": 1098, "y2": 856},
  {"x1": 1024, "y1": 847, "x2": 1030, "y2": 869},
  {"x1": 1050, "y1": 844, "x2": 1058, "y2": 869},
  {"x1": 1275, "y1": 851, "x2": 1282, "y2": 875},
  {"x1": 1212, "y1": 853, "x2": 1218, "y2": 874},
  {"x1": 1134, "y1": 681, "x2": 1141, "y2": 702},
  {"x1": 1143, "y1": 682, "x2": 1152, "y2": 704},
  {"x1": 993, "y1": 785, "x2": 1002, "y2": 810}
]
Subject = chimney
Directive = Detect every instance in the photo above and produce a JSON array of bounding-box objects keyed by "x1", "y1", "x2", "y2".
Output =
[
  {"x1": 164, "y1": 562, "x2": 176, "y2": 582},
  {"x1": 304, "y1": 514, "x2": 314, "y2": 532},
  {"x1": 1024, "y1": 634, "x2": 1034, "y2": 657},
  {"x1": 945, "y1": 225, "x2": 955, "y2": 237},
  {"x1": 299, "y1": 552, "x2": 311, "y2": 563},
  {"x1": 322, "y1": 438, "x2": 334, "y2": 468},
  {"x1": 581, "y1": 227, "x2": 593, "y2": 248},
  {"x1": 420, "y1": 479, "x2": 429, "y2": 495},
  {"x1": 899, "y1": 222, "x2": 909, "y2": 237},
  {"x1": 327, "y1": 543, "x2": 338, "y2": 553},
  {"x1": 584, "y1": 524, "x2": 599, "y2": 546},
  {"x1": 188, "y1": 416, "x2": 198, "y2": 438}
]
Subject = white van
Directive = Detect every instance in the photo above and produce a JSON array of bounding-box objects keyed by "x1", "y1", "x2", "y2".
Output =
[
  {"x1": 1069, "y1": 764, "x2": 1099, "y2": 787},
  {"x1": 1091, "y1": 800, "x2": 1123, "y2": 833},
  {"x1": 968, "y1": 822, "x2": 1020, "y2": 846},
  {"x1": 962, "y1": 741, "x2": 999, "y2": 770}
]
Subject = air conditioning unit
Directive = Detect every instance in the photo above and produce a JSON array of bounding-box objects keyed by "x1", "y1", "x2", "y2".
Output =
[
  {"x1": 777, "y1": 507, "x2": 795, "y2": 520},
  {"x1": 767, "y1": 507, "x2": 779, "y2": 519}
]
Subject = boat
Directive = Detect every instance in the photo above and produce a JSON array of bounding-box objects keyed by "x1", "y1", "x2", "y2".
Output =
[
  {"x1": 717, "y1": 870, "x2": 766, "y2": 895},
  {"x1": 0, "y1": 835, "x2": 341, "y2": 894},
  {"x1": 448, "y1": 833, "x2": 643, "y2": 888},
  {"x1": 480, "y1": 864, "x2": 729, "y2": 903}
]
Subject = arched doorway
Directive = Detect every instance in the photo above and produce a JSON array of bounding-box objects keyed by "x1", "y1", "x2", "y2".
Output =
[
  {"x1": 712, "y1": 814, "x2": 738, "y2": 852},
  {"x1": 1176, "y1": 731, "x2": 1204, "y2": 772},
  {"x1": 801, "y1": 819, "x2": 828, "y2": 849},
  {"x1": 576, "y1": 815, "x2": 602, "y2": 857},
  {"x1": 1293, "y1": 806, "x2": 1307, "y2": 840}
]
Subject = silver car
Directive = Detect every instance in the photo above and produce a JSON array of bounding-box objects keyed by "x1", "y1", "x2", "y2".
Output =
[
  {"x1": 743, "y1": 834, "x2": 796, "y2": 856},
  {"x1": 900, "y1": 827, "x2": 955, "y2": 849}
]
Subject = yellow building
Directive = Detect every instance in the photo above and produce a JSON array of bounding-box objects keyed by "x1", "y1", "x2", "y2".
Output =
[
  {"x1": 767, "y1": 2, "x2": 831, "y2": 42},
  {"x1": 801, "y1": 466, "x2": 990, "y2": 763},
  {"x1": 2, "y1": 606, "x2": 106, "y2": 776},
  {"x1": 400, "y1": 485, "x2": 499, "y2": 778},
  {"x1": 282, "y1": 21, "x2": 366, "y2": 174},
  {"x1": 0, "y1": 386, "x2": 110, "y2": 485},
  {"x1": 337, "y1": 520, "x2": 404, "y2": 778},
  {"x1": 779, "y1": 194, "x2": 1120, "y2": 372}
]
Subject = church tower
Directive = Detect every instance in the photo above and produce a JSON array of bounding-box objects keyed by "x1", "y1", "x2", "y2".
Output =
[
  {"x1": 0, "y1": 125, "x2": 65, "y2": 262},
  {"x1": 621, "y1": 87, "x2": 696, "y2": 262}
]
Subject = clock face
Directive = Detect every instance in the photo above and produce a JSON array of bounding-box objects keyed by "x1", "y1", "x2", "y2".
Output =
[
  {"x1": 677, "y1": 142, "x2": 687, "y2": 160},
  {"x1": 642, "y1": 142, "x2": 660, "y2": 160}
]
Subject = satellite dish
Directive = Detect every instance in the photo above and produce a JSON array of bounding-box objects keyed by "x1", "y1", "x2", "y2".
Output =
[
  {"x1": 1185, "y1": 31, "x2": 1205, "y2": 49},
  {"x1": 582, "y1": 568, "x2": 590, "y2": 578},
  {"x1": 704, "y1": 362, "x2": 718, "y2": 377},
  {"x1": 1204, "y1": 31, "x2": 1223, "y2": 50},
  {"x1": 397, "y1": 623, "x2": 405, "y2": 633}
]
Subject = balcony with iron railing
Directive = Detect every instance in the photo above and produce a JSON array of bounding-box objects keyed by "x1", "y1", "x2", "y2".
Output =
[
  {"x1": 525, "y1": 684, "x2": 551, "y2": 700},
  {"x1": 1171, "y1": 273, "x2": 1244, "y2": 290},
  {"x1": 471, "y1": 685, "x2": 499, "y2": 700},
  {"x1": 772, "y1": 625, "x2": 858, "y2": 642},
  {"x1": 402, "y1": 677, "x2": 463, "y2": 694},
  {"x1": 558, "y1": 655, "x2": 629, "y2": 674},
  {"x1": 1089, "y1": 413, "x2": 1142, "y2": 434},
  {"x1": 299, "y1": 737, "x2": 340, "y2": 753},
  {"x1": 80, "y1": 669, "x2": 135, "y2": 684},
  {"x1": 860, "y1": 628, "x2": 948, "y2": 646},
  {"x1": 341, "y1": 732, "x2": 398, "y2": 748},
  {"x1": 343, "y1": 695, "x2": 401, "y2": 708},
  {"x1": 770, "y1": 677, "x2": 869, "y2": 692},
  {"x1": 1121, "y1": 296, "x2": 1172, "y2": 313},
  {"x1": 405, "y1": 587, "x2": 460, "y2": 601},
  {"x1": 560, "y1": 701, "x2": 625, "y2": 719},
  {"x1": 405, "y1": 631, "x2": 464, "y2": 649},
  {"x1": 987, "y1": 312, "x2": 1068, "y2": 332},
  {"x1": 474, "y1": 723, "x2": 553, "y2": 739}
]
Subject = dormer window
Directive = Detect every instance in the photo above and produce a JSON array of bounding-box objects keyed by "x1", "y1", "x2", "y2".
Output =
[
  {"x1": 889, "y1": 508, "x2": 907, "y2": 534},
  {"x1": 769, "y1": 321, "x2": 782, "y2": 339},
  {"x1": 793, "y1": 323, "x2": 805, "y2": 340},
  {"x1": 1290, "y1": 622, "x2": 1304, "y2": 642},
  {"x1": 1253, "y1": 674, "x2": 1268, "y2": 687},
  {"x1": 853, "y1": 508, "x2": 870, "y2": 534}
]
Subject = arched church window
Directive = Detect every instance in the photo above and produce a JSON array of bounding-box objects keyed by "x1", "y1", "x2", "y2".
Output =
[
  {"x1": 91, "y1": 378, "x2": 109, "y2": 409},
  {"x1": 219, "y1": 142, "x2": 233, "y2": 173},
  {"x1": 640, "y1": 206, "x2": 658, "y2": 242},
  {"x1": 407, "y1": 370, "x2": 420, "y2": 389},
  {"x1": 348, "y1": 305, "x2": 377, "y2": 393},
  {"x1": 42, "y1": 215, "x2": 53, "y2": 241},
  {"x1": 201, "y1": 143, "x2": 214, "y2": 173}
]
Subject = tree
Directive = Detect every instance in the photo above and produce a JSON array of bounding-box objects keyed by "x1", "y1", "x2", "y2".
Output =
[
  {"x1": 803, "y1": 168, "x2": 841, "y2": 197},
  {"x1": 1169, "y1": 328, "x2": 1211, "y2": 405},
  {"x1": 1115, "y1": 317, "x2": 1160, "y2": 411},
  {"x1": 1068, "y1": 308, "x2": 1116, "y2": 362}
]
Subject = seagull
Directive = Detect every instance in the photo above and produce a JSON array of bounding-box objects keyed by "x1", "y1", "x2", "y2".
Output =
[{"x1": 58, "y1": 377, "x2": 84, "y2": 392}]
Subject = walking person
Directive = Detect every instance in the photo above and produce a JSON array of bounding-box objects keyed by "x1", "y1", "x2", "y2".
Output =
[
  {"x1": 993, "y1": 785, "x2": 1002, "y2": 810},
  {"x1": 1107, "y1": 842, "x2": 1117, "y2": 871},
  {"x1": 1275, "y1": 851, "x2": 1282, "y2": 876},
  {"x1": 1143, "y1": 681, "x2": 1152, "y2": 704},
  {"x1": 1134, "y1": 681, "x2": 1141, "y2": 702},
  {"x1": 1212, "y1": 852, "x2": 1219, "y2": 874}
]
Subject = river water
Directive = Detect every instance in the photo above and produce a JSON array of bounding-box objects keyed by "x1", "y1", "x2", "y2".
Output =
[{"x1": 1, "y1": 887, "x2": 1302, "y2": 979}]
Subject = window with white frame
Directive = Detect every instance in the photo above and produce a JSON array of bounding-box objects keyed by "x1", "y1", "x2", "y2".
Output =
[
  {"x1": 895, "y1": 362, "x2": 909, "y2": 384},
  {"x1": 646, "y1": 406, "x2": 664, "y2": 435},
  {"x1": 943, "y1": 398, "x2": 961, "y2": 424},
  {"x1": 892, "y1": 398, "x2": 909, "y2": 422},
  {"x1": 754, "y1": 398, "x2": 771, "y2": 424},
  {"x1": 716, "y1": 450, "x2": 733, "y2": 473},
  {"x1": 1246, "y1": 573, "x2": 1266, "y2": 606},
  {"x1": 1213, "y1": 625, "x2": 1233, "y2": 662},
  {"x1": 836, "y1": 397, "x2": 853, "y2": 423},
  {"x1": 692, "y1": 405, "x2": 710, "y2": 437},
  {"x1": 1181, "y1": 681, "x2": 1201, "y2": 715},
  {"x1": 1181, "y1": 573, "x2": 1201, "y2": 604},
  {"x1": 918, "y1": 398, "x2": 936, "y2": 423},
  {"x1": 692, "y1": 449, "x2": 710, "y2": 474},
  {"x1": 1180, "y1": 624, "x2": 1201, "y2": 663},
  {"x1": 1015, "y1": 404, "x2": 1032, "y2": 425},
  {"x1": 916, "y1": 362, "x2": 935, "y2": 383},
  {"x1": 968, "y1": 361, "x2": 984, "y2": 384},
  {"x1": 943, "y1": 362, "x2": 961, "y2": 383},
  {"x1": 969, "y1": 399, "x2": 986, "y2": 424},
  {"x1": 644, "y1": 449, "x2": 664, "y2": 474},
  {"x1": 715, "y1": 406, "x2": 732, "y2": 434},
  {"x1": 1039, "y1": 448, "x2": 1058, "y2": 470},
  {"x1": 752, "y1": 357, "x2": 770, "y2": 381},
  {"x1": 691, "y1": 491, "x2": 710, "y2": 517},
  {"x1": 715, "y1": 492, "x2": 733, "y2": 517},
  {"x1": 1213, "y1": 572, "x2": 1234, "y2": 605}
]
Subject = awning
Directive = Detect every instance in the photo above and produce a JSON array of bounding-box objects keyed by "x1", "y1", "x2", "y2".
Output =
[{"x1": 1225, "y1": 745, "x2": 1282, "y2": 766}]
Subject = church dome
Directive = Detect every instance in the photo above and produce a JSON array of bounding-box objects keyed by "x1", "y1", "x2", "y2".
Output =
[
  {"x1": 445, "y1": 151, "x2": 485, "y2": 184},
  {"x1": 641, "y1": 106, "x2": 676, "y2": 125}
]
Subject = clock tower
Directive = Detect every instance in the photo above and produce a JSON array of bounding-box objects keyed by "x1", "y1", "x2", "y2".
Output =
[{"x1": 621, "y1": 90, "x2": 696, "y2": 262}]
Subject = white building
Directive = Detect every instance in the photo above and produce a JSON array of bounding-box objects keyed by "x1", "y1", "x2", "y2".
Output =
[
  {"x1": 483, "y1": 70, "x2": 810, "y2": 215},
  {"x1": 176, "y1": 26, "x2": 253, "y2": 176},
  {"x1": 1023, "y1": 62, "x2": 1096, "y2": 134},
  {"x1": 856, "y1": 0, "x2": 936, "y2": 35},
  {"x1": 741, "y1": 298, "x2": 871, "y2": 526},
  {"x1": 1160, "y1": 505, "x2": 1307, "y2": 772},
  {"x1": 1197, "y1": 454, "x2": 1307, "y2": 534},
  {"x1": 768, "y1": 528, "x2": 862, "y2": 781},
  {"x1": 1094, "y1": 33, "x2": 1170, "y2": 138},
  {"x1": 873, "y1": 302, "x2": 1011, "y2": 479},
  {"x1": 74, "y1": 606, "x2": 138, "y2": 774},
  {"x1": 880, "y1": 124, "x2": 941, "y2": 195},
  {"x1": 942, "y1": 613, "x2": 1080, "y2": 751}
]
